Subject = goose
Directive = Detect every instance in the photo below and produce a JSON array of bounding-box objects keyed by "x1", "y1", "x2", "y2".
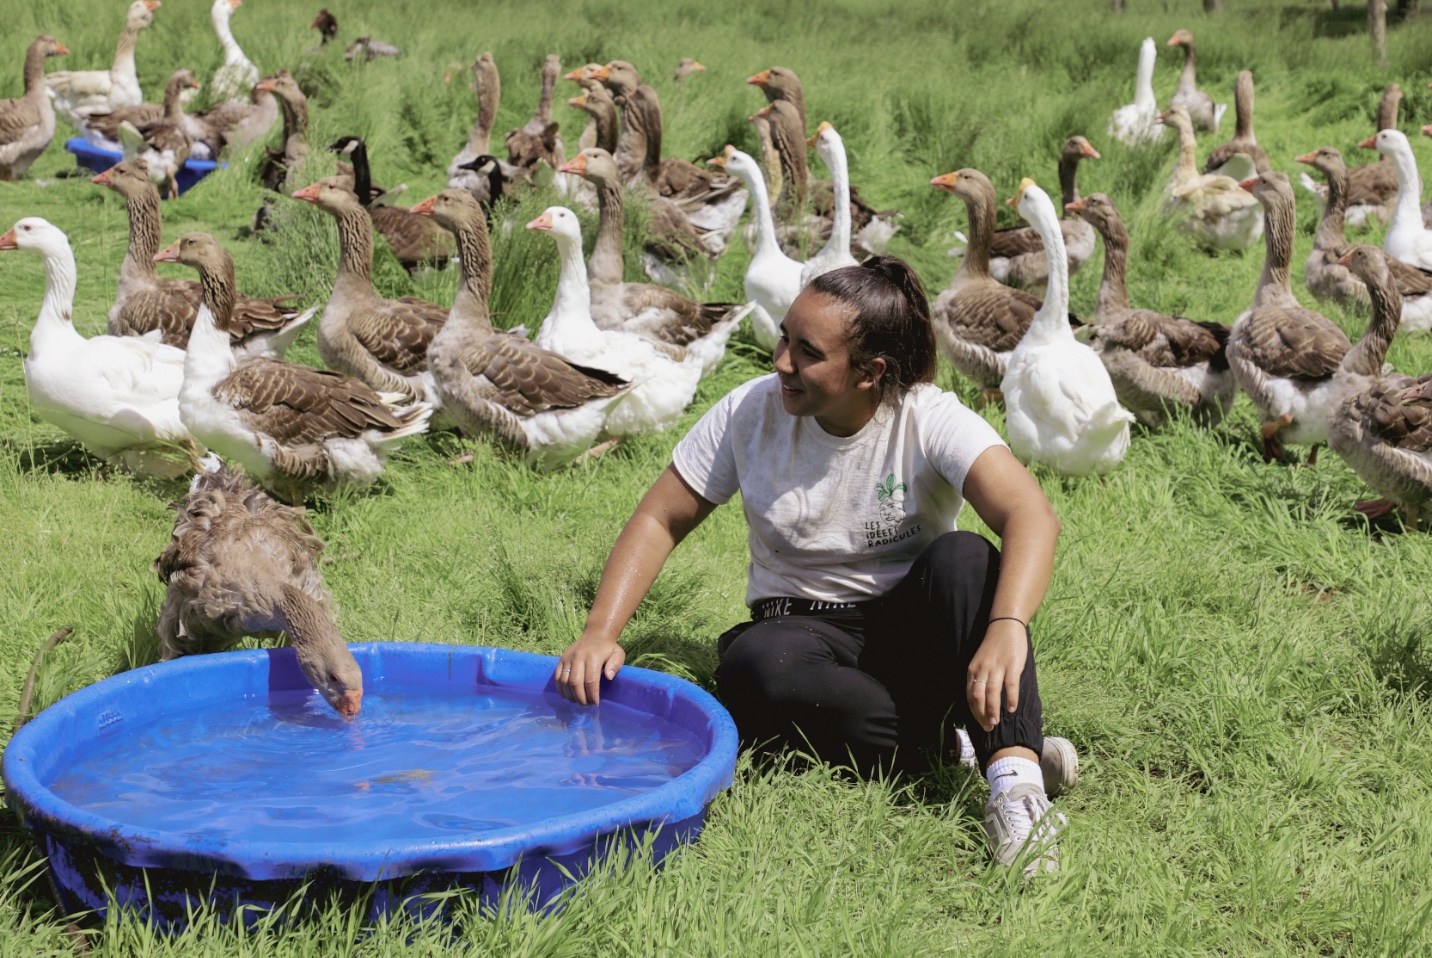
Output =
[
  {"x1": 0, "y1": 35, "x2": 68, "y2": 181},
  {"x1": 566, "y1": 84, "x2": 617, "y2": 209},
  {"x1": 557, "y1": 148, "x2": 750, "y2": 376},
  {"x1": 254, "y1": 72, "x2": 308, "y2": 193},
  {"x1": 1202, "y1": 70, "x2": 1270, "y2": 180},
  {"x1": 412, "y1": 189, "x2": 633, "y2": 469},
  {"x1": 708, "y1": 145, "x2": 802, "y2": 352},
  {"x1": 799, "y1": 122, "x2": 859, "y2": 287},
  {"x1": 154, "y1": 460, "x2": 363, "y2": 720},
  {"x1": 184, "y1": 77, "x2": 279, "y2": 161},
  {"x1": 1107, "y1": 37, "x2": 1166, "y2": 147},
  {"x1": 1, "y1": 217, "x2": 196, "y2": 478},
  {"x1": 328, "y1": 136, "x2": 453, "y2": 274},
  {"x1": 310, "y1": 8, "x2": 338, "y2": 45},
  {"x1": 344, "y1": 37, "x2": 402, "y2": 62},
  {"x1": 748, "y1": 106, "x2": 784, "y2": 211},
  {"x1": 94, "y1": 159, "x2": 313, "y2": 357},
  {"x1": 590, "y1": 60, "x2": 657, "y2": 186},
  {"x1": 208, "y1": 0, "x2": 258, "y2": 103},
  {"x1": 1000, "y1": 179, "x2": 1133, "y2": 476},
  {"x1": 673, "y1": 58, "x2": 705, "y2": 84},
  {"x1": 1326, "y1": 245, "x2": 1432, "y2": 530},
  {"x1": 1159, "y1": 105, "x2": 1263, "y2": 251},
  {"x1": 1297, "y1": 146, "x2": 1432, "y2": 329},
  {"x1": 1424, "y1": 123, "x2": 1432, "y2": 229},
  {"x1": 1362, "y1": 130, "x2": 1432, "y2": 271},
  {"x1": 45, "y1": 1, "x2": 157, "y2": 128},
  {"x1": 929, "y1": 168, "x2": 1045, "y2": 402},
  {"x1": 116, "y1": 68, "x2": 199, "y2": 199},
  {"x1": 156, "y1": 232, "x2": 431, "y2": 502},
  {"x1": 1300, "y1": 84, "x2": 1404, "y2": 230},
  {"x1": 978, "y1": 136, "x2": 1101, "y2": 296},
  {"x1": 1068, "y1": 194, "x2": 1234, "y2": 427},
  {"x1": 528, "y1": 207, "x2": 703, "y2": 437},
  {"x1": 504, "y1": 54, "x2": 565, "y2": 188},
  {"x1": 747, "y1": 66, "x2": 807, "y2": 205},
  {"x1": 1166, "y1": 29, "x2": 1225, "y2": 133},
  {"x1": 1226, "y1": 172, "x2": 1351, "y2": 462},
  {"x1": 293, "y1": 179, "x2": 448, "y2": 405},
  {"x1": 447, "y1": 52, "x2": 506, "y2": 204}
]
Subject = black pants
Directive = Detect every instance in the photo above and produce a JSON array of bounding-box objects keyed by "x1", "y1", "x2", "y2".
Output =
[{"x1": 714, "y1": 531, "x2": 1043, "y2": 776}]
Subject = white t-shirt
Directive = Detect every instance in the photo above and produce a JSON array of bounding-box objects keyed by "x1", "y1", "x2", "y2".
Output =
[{"x1": 672, "y1": 375, "x2": 1006, "y2": 606}]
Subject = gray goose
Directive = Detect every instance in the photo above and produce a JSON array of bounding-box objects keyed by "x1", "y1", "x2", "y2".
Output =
[
  {"x1": 568, "y1": 80, "x2": 616, "y2": 155},
  {"x1": 255, "y1": 72, "x2": 308, "y2": 193},
  {"x1": 329, "y1": 136, "x2": 453, "y2": 274},
  {"x1": 154, "y1": 460, "x2": 363, "y2": 719},
  {"x1": 1328, "y1": 246, "x2": 1432, "y2": 529},
  {"x1": 504, "y1": 54, "x2": 564, "y2": 180},
  {"x1": 747, "y1": 66, "x2": 807, "y2": 205},
  {"x1": 558, "y1": 148, "x2": 750, "y2": 373},
  {"x1": 748, "y1": 107, "x2": 784, "y2": 211},
  {"x1": 673, "y1": 58, "x2": 704, "y2": 84},
  {"x1": 1297, "y1": 146, "x2": 1432, "y2": 326},
  {"x1": 1165, "y1": 29, "x2": 1225, "y2": 133},
  {"x1": 1068, "y1": 193, "x2": 1234, "y2": 427},
  {"x1": 983, "y1": 136, "x2": 1101, "y2": 296},
  {"x1": 929, "y1": 168, "x2": 1046, "y2": 402},
  {"x1": 116, "y1": 68, "x2": 199, "y2": 199},
  {"x1": 293, "y1": 179, "x2": 448, "y2": 405},
  {"x1": 157, "y1": 231, "x2": 431, "y2": 503},
  {"x1": 1226, "y1": 172, "x2": 1351, "y2": 462},
  {"x1": 0, "y1": 35, "x2": 68, "y2": 180},
  {"x1": 94, "y1": 158, "x2": 313, "y2": 357},
  {"x1": 448, "y1": 52, "x2": 508, "y2": 203},
  {"x1": 1202, "y1": 71, "x2": 1271, "y2": 179},
  {"x1": 412, "y1": 189, "x2": 632, "y2": 469},
  {"x1": 590, "y1": 59, "x2": 655, "y2": 185}
]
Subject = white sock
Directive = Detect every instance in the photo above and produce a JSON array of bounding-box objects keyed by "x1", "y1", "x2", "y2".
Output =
[{"x1": 986, "y1": 756, "x2": 1043, "y2": 799}]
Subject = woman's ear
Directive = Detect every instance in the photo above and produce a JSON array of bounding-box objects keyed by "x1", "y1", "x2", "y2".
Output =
[{"x1": 856, "y1": 356, "x2": 887, "y2": 392}]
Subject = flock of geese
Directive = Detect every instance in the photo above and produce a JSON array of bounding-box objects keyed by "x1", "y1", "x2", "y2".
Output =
[{"x1": 3, "y1": 7, "x2": 1432, "y2": 709}]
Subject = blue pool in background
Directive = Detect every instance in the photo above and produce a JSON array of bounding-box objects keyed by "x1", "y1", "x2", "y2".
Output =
[
  {"x1": 64, "y1": 138, "x2": 226, "y2": 196},
  {"x1": 2, "y1": 643, "x2": 738, "y2": 928}
]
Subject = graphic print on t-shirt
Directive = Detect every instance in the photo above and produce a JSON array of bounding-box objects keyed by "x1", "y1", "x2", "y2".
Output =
[{"x1": 868, "y1": 474, "x2": 921, "y2": 548}]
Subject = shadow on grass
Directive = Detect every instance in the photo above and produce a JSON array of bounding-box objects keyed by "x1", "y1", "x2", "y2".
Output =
[
  {"x1": 1362, "y1": 611, "x2": 1432, "y2": 700},
  {"x1": 2, "y1": 438, "x2": 103, "y2": 479}
]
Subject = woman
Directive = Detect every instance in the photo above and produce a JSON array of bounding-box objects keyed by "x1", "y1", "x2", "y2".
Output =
[{"x1": 556, "y1": 258, "x2": 1074, "y2": 874}]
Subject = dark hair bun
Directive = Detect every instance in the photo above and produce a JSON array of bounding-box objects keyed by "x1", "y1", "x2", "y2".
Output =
[{"x1": 808, "y1": 257, "x2": 937, "y2": 400}]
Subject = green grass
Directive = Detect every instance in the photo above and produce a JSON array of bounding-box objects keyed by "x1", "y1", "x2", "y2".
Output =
[{"x1": 3, "y1": 0, "x2": 1432, "y2": 953}]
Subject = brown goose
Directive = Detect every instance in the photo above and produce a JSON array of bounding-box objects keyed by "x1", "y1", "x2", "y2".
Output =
[
  {"x1": 329, "y1": 136, "x2": 453, "y2": 274},
  {"x1": 1297, "y1": 146, "x2": 1432, "y2": 326},
  {"x1": 1226, "y1": 172, "x2": 1351, "y2": 462},
  {"x1": 930, "y1": 168, "x2": 1046, "y2": 401},
  {"x1": 117, "y1": 68, "x2": 199, "y2": 198},
  {"x1": 557, "y1": 148, "x2": 750, "y2": 373},
  {"x1": 1328, "y1": 245, "x2": 1432, "y2": 529},
  {"x1": 591, "y1": 59, "x2": 654, "y2": 185},
  {"x1": 1165, "y1": 29, "x2": 1225, "y2": 133},
  {"x1": 94, "y1": 159, "x2": 313, "y2": 356},
  {"x1": 747, "y1": 66, "x2": 807, "y2": 205},
  {"x1": 185, "y1": 76, "x2": 278, "y2": 160},
  {"x1": 673, "y1": 58, "x2": 704, "y2": 84},
  {"x1": 412, "y1": 189, "x2": 632, "y2": 469},
  {"x1": 504, "y1": 54, "x2": 564, "y2": 180},
  {"x1": 568, "y1": 84, "x2": 617, "y2": 154},
  {"x1": 0, "y1": 35, "x2": 68, "y2": 180},
  {"x1": 982, "y1": 136, "x2": 1101, "y2": 296},
  {"x1": 294, "y1": 179, "x2": 448, "y2": 405},
  {"x1": 748, "y1": 106, "x2": 784, "y2": 210},
  {"x1": 448, "y1": 52, "x2": 501, "y2": 200},
  {"x1": 310, "y1": 8, "x2": 338, "y2": 44},
  {"x1": 1346, "y1": 84, "x2": 1402, "y2": 229},
  {"x1": 255, "y1": 71, "x2": 307, "y2": 193},
  {"x1": 158, "y1": 232, "x2": 430, "y2": 502},
  {"x1": 1202, "y1": 71, "x2": 1270, "y2": 178},
  {"x1": 154, "y1": 460, "x2": 363, "y2": 719},
  {"x1": 1068, "y1": 193, "x2": 1234, "y2": 427}
]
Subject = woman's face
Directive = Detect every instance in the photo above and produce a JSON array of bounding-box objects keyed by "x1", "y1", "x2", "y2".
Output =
[{"x1": 772, "y1": 290, "x2": 881, "y2": 437}]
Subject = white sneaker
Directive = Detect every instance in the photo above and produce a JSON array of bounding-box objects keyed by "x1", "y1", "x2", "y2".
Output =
[
  {"x1": 1041, "y1": 736, "x2": 1079, "y2": 798},
  {"x1": 983, "y1": 783, "x2": 1065, "y2": 875}
]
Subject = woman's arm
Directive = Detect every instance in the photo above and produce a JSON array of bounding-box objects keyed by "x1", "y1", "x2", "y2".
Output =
[
  {"x1": 960, "y1": 445, "x2": 1062, "y2": 732},
  {"x1": 556, "y1": 464, "x2": 718, "y2": 705}
]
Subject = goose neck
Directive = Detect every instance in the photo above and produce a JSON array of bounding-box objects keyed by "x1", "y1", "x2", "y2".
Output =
[
  {"x1": 821, "y1": 139, "x2": 851, "y2": 249},
  {"x1": 1234, "y1": 78, "x2": 1254, "y2": 140},
  {"x1": 1057, "y1": 153, "x2": 1082, "y2": 209},
  {"x1": 449, "y1": 219, "x2": 493, "y2": 330},
  {"x1": 23, "y1": 45, "x2": 48, "y2": 97},
  {"x1": 1343, "y1": 272, "x2": 1402, "y2": 376},
  {"x1": 590, "y1": 179, "x2": 625, "y2": 284},
  {"x1": 1094, "y1": 221, "x2": 1133, "y2": 315},
  {"x1": 741, "y1": 162, "x2": 780, "y2": 253},
  {"x1": 334, "y1": 205, "x2": 374, "y2": 288},
  {"x1": 467, "y1": 73, "x2": 499, "y2": 155},
  {"x1": 639, "y1": 88, "x2": 663, "y2": 179},
  {"x1": 1134, "y1": 45, "x2": 1157, "y2": 109},
  {"x1": 35, "y1": 242, "x2": 79, "y2": 337},
  {"x1": 535, "y1": 62, "x2": 555, "y2": 125},
  {"x1": 1178, "y1": 42, "x2": 1197, "y2": 92},
  {"x1": 1175, "y1": 122, "x2": 1199, "y2": 179},
  {"x1": 958, "y1": 186, "x2": 994, "y2": 277},
  {"x1": 548, "y1": 233, "x2": 595, "y2": 331},
  {"x1": 1390, "y1": 145, "x2": 1424, "y2": 221},
  {"x1": 1252, "y1": 195, "x2": 1294, "y2": 307},
  {"x1": 113, "y1": 23, "x2": 142, "y2": 74},
  {"x1": 1313, "y1": 164, "x2": 1348, "y2": 251},
  {"x1": 198, "y1": 258, "x2": 236, "y2": 330},
  {"x1": 121, "y1": 190, "x2": 162, "y2": 279},
  {"x1": 1027, "y1": 201, "x2": 1070, "y2": 337},
  {"x1": 212, "y1": 11, "x2": 243, "y2": 60}
]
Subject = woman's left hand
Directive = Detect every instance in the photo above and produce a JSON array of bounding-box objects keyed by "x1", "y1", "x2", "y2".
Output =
[{"x1": 966, "y1": 618, "x2": 1028, "y2": 732}]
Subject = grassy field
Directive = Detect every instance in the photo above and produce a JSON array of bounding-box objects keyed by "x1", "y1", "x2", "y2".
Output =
[{"x1": 2, "y1": 0, "x2": 1432, "y2": 953}]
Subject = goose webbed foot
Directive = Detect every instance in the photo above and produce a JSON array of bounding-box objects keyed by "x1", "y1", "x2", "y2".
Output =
[
  {"x1": 1259, "y1": 414, "x2": 1293, "y2": 462},
  {"x1": 576, "y1": 437, "x2": 623, "y2": 464},
  {"x1": 1354, "y1": 497, "x2": 1397, "y2": 520}
]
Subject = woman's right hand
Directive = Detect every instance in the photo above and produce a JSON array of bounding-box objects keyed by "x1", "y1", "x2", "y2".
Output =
[{"x1": 555, "y1": 632, "x2": 626, "y2": 705}]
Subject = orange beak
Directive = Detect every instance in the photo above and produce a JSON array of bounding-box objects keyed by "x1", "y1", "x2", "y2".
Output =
[
  {"x1": 255, "y1": 79, "x2": 275, "y2": 93},
  {"x1": 409, "y1": 196, "x2": 437, "y2": 217},
  {"x1": 1166, "y1": 33, "x2": 1179, "y2": 46},
  {"x1": 749, "y1": 105, "x2": 772, "y2": 121},
  {"x1": 1337, "y1": 250, "x2": 1353, "y2": 267},
  {"x1": 54, "y1": 43, "x2": 70, "y2": 55},
  {"x1": 0, "y1": 228, "x2": 16, "y2": 251},
  {"x1": 144, "y1": 0, "x2": 161, "y2": 10},
  {"x1": 564, "y1": 66, "x2": 587, "y2": 81},
  {"x1": 1006, "y1": 194, "x2": 1019, "y2": 209},
  {"x1": 929, "y1": 172, "x2": 958, "y2": 192},
  {"x1": 747, "y1": 69, "x2": 770, "y2": 86},
  {"x1": 1293, "y1": 151, "x2": 1317, "y2": 165},
  {"x1": 1156, "y1": 111, "x2": 1169, "y2": 125},
  {"x1": 690, "y1": 61, "x2": 706, "y2": 72},
  {"x1": 1065, "y1": 199, "x2": 1085, "y2": 214},
  {"x1": 707, "y1": 155, "x2": 727, "y2": 169},
  {"x1": 228, "y1": 0, "x2": 241, "y2": 9},
  {"x1": 337, "y1": 690, "x2": 362, "y2": 721},
  {"x1": 291, "y1": 184, "x2": 320, "y2": 203},
  {"x1": 92, "y1": 165, "x2": 118, "y2": 186},
  {"x1": 153, "y1": 239, "x2": 180, "y2": 263},
  {"x1": 591, "y1": 64, "x2": 611, "y2": 81},
  {"x1": 1359, "y1": 135, "x2": 1378, "y2": 150},
  {"x1": 557, "y1": 156, "x2": 587, "y2": 175},
  {"x1": 526, "y1": 213, "x2": 554, "y2": 232},
  {"x1": 1239, "y1": 177, "x2": 1257, "y2": 191},
  {"x1": 567, "y1": 94, "x2": 587, "y2": 108},
  {"x1": 806, "y1": 121, "x2": 832, "y2": 149},
  {"x1": 1081, "y1": 143, "x2": 1101, "y2": 160}
]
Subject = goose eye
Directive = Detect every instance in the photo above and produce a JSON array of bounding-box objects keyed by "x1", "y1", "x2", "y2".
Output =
[{"x1": 328, "y1": 671, "x2": 339, "y2": 683}]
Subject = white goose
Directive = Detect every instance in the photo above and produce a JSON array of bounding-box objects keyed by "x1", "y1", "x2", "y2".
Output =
[
  {"x1": 709, "y1": 145, "x2": 802, "y2": 352},
  {"x1": 1364, "y1": 130, "x2": 1432, "y2": 271},
  {"x1": 1000, "y1": 180, "x2": 1133, "y2": 476},
  {"x1": 45, "y1": 0, "x2": 158, "y2": 128},
  {"x1": 208, "y1": 0, "x2": 258, "y2": 103},
  {"x1": 799, "y1": 121, "x2": 859, "y2": 287},
  {"x1": 0, "y1": 217, "x2": 195, "y2": 478},
  {"x1": 528, "y1": 207, "x2": 703, "y2": 438},
  {"x1": 1107, "y1": 37, "x2": 1166, "y2": 147}
]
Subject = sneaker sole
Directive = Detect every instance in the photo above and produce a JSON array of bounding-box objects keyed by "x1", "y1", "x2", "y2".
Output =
[{"x1": 1041, "y1": 736, "x2": 1079, "y2": 798}]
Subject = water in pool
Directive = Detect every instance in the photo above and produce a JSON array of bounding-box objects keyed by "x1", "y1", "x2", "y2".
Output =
[{"x1": 47, "y1": 687, "x2": 705, "y2": 843}]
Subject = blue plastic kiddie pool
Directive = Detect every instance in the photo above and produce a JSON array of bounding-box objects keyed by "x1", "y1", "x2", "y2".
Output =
[
  {"x1": 2, "y1": 643, "x2": 737, "y2": 928},
  {"x1": 64, "y1": 138, "x2": 226, "y2": 196}
]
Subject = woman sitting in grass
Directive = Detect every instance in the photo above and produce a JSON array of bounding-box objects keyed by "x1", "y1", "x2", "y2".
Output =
[{"x1": 556, "y1": 258, "x2": 1076, "y2": 874}]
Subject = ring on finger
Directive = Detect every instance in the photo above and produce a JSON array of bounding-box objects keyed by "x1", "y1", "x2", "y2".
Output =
[
  {"x1": 561, "y1": 668, "x2": 571, "y2": 674},
  {"x1": 970, "y1": 678, "x2": 987, "y2": 685}
]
